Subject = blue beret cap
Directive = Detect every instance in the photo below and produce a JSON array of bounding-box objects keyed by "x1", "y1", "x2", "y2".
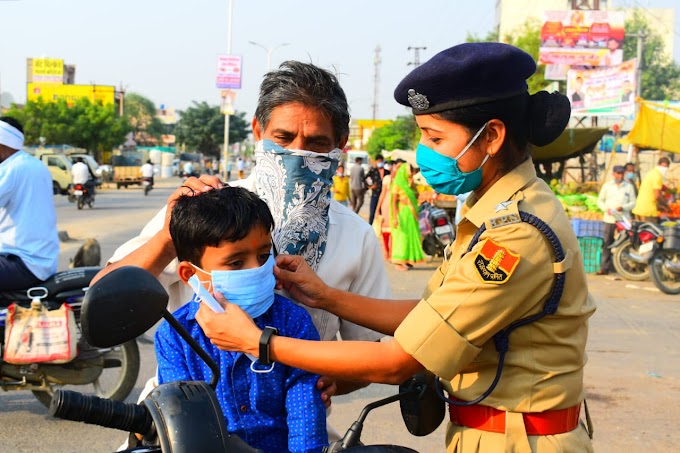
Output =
[{"x1": 394, "y1": 42, "x2": 537, "y2": 114}]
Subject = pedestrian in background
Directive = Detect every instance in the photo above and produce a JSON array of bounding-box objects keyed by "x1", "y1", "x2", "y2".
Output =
[
  {"x1": 596, "y1": 165, "x2": 636, "y2": 275},
  {"x1": 632, "y1": 157, "x2": 671, "y2": 223},
  {"x1": 366, "y1": 154, "x2": 390, "y2": 225},
  {"x1": 624, "y1": 161, "x2": 638, "y2": 196},
  {"x1": 236, "y1": 157, "x2": 245, "y2": 180},
  {"x1": 331, "y1": 166, "x2": 350, "y2": 207},
  {"x1": 349, "y1": 156, "x2": 366, "y2": 214},
  {"x1": 226, "y1": 159, "x2": 232, "y2": 181},
  {"x1": 390, "y1": 163, "x2": 425, "y2": 271},
  {"x1": 375, "y1": 159, "x2": 403, "y2": 260}
]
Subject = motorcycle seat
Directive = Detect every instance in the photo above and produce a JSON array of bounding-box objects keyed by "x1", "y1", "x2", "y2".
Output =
[{"x1": 0, "y1": 267, "x2": 102, "y2": 306}]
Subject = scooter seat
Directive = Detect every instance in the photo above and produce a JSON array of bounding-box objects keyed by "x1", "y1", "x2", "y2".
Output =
[{"x1": 0, "y1": 267, "x2": 102, "y2": 306}]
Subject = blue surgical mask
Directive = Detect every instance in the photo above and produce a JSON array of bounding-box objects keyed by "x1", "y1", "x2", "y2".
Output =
[
  {"x1": 416, "y1": 123, "x2": 489, "y2": 196},
  {"x1": 625, "y1": 172, "x2": 635, "y2": 180},
  {"x1": 189, "y1": 255, "x2": 276, "y2": 320},
  {"x1": 377, "y1": 162, "x2": 384, "y2": 168}
]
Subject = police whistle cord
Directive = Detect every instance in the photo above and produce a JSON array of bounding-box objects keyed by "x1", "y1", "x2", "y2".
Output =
[{"x1": 435, "y1": 211, "x2": 567, "y2": 406}]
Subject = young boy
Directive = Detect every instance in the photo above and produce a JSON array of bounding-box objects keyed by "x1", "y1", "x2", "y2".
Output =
[{"x1": 155, "y1": 186, "x2": 327, "y2": 453}]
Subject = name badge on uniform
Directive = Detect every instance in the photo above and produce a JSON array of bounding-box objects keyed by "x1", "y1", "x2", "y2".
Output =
[{"x1": 474, "y1": 239, "x2": 520, "y2": 285}]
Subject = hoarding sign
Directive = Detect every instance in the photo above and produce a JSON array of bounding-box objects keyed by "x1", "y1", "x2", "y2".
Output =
[
  {"x1": 216, "y1": 55, "x2": 242, "y2": 89},
  {"x1": 567, "y1": 59, "x2": 636, "y2": 117},
  {"x1": 539, "y1": 10, "x2": 625, "y2": 67},
  {"x1": 27, "y1": 83, "x2": 116, "y2": 105},
  {"x1": 32, "y1": 58, "x2": 64, "y2": 84}
]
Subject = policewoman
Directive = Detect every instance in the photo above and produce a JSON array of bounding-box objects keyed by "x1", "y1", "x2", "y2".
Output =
[{"x1": 197, "y1": 42, "x2": 596, "y2": 452}]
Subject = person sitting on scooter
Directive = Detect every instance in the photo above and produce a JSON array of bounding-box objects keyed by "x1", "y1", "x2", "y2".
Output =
[
  {"x1": 141, "y1": 159, "x2": 154, "y2": 187},
  {"x1": 71, "y1": 157, "x2": 96, "y2": 196},
  {"x1": 155, "y1": 186, "x2": 327, "y2": 453},
  {"x1": 0, "y1": 116, "x2": 59, "y2": 291}
]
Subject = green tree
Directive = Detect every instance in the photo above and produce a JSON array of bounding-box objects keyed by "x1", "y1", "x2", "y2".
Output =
[
  {"x1": 5, "y1": 98, "x2": 129, "y2": 161},
  {"x1": 623, "y1": 9, "x2": 680, "y2": 100},
  {"x1": 174, "y1": 102, "x2": 250, "y2": 157},
  {"x1": 124, "y1": 92, "x2": 164, "y2": 146},
  {"x1": 366, "y1": 116, "x2": 419, "y2": 156}
]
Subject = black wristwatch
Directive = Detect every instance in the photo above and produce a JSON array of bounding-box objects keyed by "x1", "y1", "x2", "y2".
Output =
[{"x1": 259, "y1": 326, "x2": 278, "y2": 366}]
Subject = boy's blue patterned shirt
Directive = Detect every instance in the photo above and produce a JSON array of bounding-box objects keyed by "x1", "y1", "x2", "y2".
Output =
[{"x1": 155, "y1": 294, "x2": 327, "y2": 453}]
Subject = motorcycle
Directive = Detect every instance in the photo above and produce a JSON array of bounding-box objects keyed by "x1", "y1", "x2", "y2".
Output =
[
  {"x1": 419, "y1": 202, "x2": 455, "y2": 257},
  {"x1": 611, "y1": 216, "x2": 662, "y2": 281},
  {"x1": 142, "y1": 177, "x2": 154, "y2": 196},
  {"x1": 0, "y1": 267, "x2": 140, "y2": 408},
  {"x1": 648, "y1": 222, "x2": 680, "y2": 295},
  {"x1": 72, "y1": 183, "x2": 95, "y2": 210},
  {"x1": 50, "y1": 266, "x2": 443, "y2": 452}
]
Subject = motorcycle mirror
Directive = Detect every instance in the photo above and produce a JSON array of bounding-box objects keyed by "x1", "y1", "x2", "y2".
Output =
[
  {"x1": 399, "y1": 373, "x2": 445, "y2": 437},
  {"x1": 81, "y1": 266, "x2": 168, "y2": 347}
]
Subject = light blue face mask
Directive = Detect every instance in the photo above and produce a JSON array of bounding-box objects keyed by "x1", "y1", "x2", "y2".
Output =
[
  {"x1": 189, "y1": 254, "x2": 276, "y2": 320},
  {"x1": 416, "y1": 123, "x2": 489, "y2": 196}
]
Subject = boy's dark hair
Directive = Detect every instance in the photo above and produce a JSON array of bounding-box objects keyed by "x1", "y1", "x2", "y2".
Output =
[{"x1": 170, "y1": 186, "x2": 274, "y2": 265}]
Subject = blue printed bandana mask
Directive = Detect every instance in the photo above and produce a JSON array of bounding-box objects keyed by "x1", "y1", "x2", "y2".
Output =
[
  {"x1": 254, "y1": 140, "x2": 341, "y2": 271},
  {"x1": 416, "y1": 123, "x2": 489, "y2": 196},
  {"x1": 189, "y1": 255, "x2": 276, "y2": 320}
]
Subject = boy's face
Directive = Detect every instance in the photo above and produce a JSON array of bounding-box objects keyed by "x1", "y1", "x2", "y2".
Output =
[{"x1": 178, "y1": 227, "x2": 273, "y2": 286}]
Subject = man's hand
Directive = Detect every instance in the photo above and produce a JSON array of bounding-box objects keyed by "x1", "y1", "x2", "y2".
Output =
[
  {"x1": 317, "y1": 376, "x2": 337, "y2": 409},
  {"x1": 162, "y1": 175, "x2": 225, "y2": 241},
  {"x1": 274, "y1": 255, "x2": 331, "y2": 310},
  {"x1": 195, "y1": 292, "x2": 260, "y2": 355}
]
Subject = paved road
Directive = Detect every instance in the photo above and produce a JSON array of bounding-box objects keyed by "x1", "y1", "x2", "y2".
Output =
[{"x1": 1, "y1": 178, "x2": 679, "y2": 451}]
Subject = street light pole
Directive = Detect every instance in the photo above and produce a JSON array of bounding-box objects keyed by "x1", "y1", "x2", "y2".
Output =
[
  {"x1": 248, "y1": 41, "x2": 290, "y2": 71},
  {"x1": 222, "y1": 0, "x2": 233, "y2": 181}
]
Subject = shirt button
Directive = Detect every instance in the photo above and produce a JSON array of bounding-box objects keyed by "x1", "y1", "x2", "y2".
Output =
[{"x1": 240, "y1": 404, "x2": 247, "y2": 412}]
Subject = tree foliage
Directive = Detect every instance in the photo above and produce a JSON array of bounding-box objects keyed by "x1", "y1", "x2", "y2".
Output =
[
  {"x1": 174, "y1": 102, "x2": 250, "y2": 158},
  {"x1": 366, "y1": 116, "x2": 419, "y2": 156},
  {"x1": 5, "y1": 98, "x2": 130, "y2": 160},
  {"x1": 124, "y1": 92, "x2": 164, "y2": 146},
  {"x1": 623, "y1": 10, "x2": 680, "y2": 100}
]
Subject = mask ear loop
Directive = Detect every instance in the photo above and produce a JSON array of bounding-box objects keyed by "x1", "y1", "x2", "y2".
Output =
[
  {"x1": 250, "y1": 359, "x2": 276, "y2": 373},
  {"x1": 189, "y1": 264, "x2": 213, "y2": 303},
  {"x1": 454, "y1": 122, "x2": 488, "y2": 160}
]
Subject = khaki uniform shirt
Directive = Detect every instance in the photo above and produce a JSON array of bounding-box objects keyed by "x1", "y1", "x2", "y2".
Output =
[{"x1": 394, "y1": 159, "x2": 596, "y2": 452}]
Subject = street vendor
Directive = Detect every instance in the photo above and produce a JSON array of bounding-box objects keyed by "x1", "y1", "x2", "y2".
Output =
[{"x1": 196, "y1": 42, "x2": 596, "y2": 453}]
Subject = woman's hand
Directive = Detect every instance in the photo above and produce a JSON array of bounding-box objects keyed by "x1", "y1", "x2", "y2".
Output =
[
  {"x1": 162, "y1": 175, "x2": 225, "y2": 241},
  {"x1": 195, "y1": 292, "x2": 261, "y2": 355},
  {"x1": 317, "y1": 376, "x2": 337, "y2": 409},
  {"x1": 392, "y1": 218, "x2": 399, "y2": 230},
  {"x1": 274, "y1": 255, "x2": 331, "y2": 310}
]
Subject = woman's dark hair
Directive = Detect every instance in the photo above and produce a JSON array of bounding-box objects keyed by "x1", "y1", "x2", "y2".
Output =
[
  {"x1": 254, "y1": 61, "x2": 350, "y2": 146},
  {"x1": 436, "y1": 91, "x2": 570, "y2": 174},
  {"x1": 0, "y1": 116, "x2": 24, "y2": 134},
  {"x1": 170, "y1": 186, "x2": 274, "y2": 265}
]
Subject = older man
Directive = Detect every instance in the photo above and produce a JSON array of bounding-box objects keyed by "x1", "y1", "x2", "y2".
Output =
[
  {"x1": 0, "y1": 117, "x2": 59, "y2": 290},
  {"x1": 94, "y1": 61, "x2": 390, "y2": 409}
]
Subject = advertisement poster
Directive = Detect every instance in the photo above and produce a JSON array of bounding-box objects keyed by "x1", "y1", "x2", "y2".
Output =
[
  {"x1": 216, "y1": 55, "x2": 242, "y2": 89},
  {"x1": 31, "y1": 58, "x2": 64, "y2": 84},
  {"x1": 27, "y1": 83, "x2": 115, "y2": 105},
  {"x1": 539, "y1": 10, "x2": 625, "y2": 67},
  {"x1": 567, "y1": 59, "x2": 636, "y2": 117}
]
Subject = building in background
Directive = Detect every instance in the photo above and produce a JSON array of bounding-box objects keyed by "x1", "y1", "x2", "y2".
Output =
[{"x1": 348, "y1": 118, "x2": 392, "y2": 150}]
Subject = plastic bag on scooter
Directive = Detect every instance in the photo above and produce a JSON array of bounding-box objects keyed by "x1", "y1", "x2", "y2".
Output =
[{"x1": 3, "y1": 301, "x2": 78, "y2": 364}]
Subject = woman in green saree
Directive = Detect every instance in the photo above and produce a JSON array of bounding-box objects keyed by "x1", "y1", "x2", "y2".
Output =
[{"x1": 390, "y1": 163, "x2": 425, "y2": 271}]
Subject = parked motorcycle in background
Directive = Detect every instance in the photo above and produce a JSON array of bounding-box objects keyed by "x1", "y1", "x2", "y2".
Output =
[
  {"x1": 649, "y1": 222, "x2": 680, "y2": 294},
  {"x1": 419, "y1": 201, "x2": 455, "y2": 258},
  {"x1": 0, "y1": 267, "x2": 140, "y2": 408},
  {"x1": 611, "y1": 215, "x2": 662, "y2": 281}
]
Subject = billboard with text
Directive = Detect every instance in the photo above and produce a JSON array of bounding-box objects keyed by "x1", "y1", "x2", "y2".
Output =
[
  {"x1": 567, "y1": 59, "x2": 636, "y2": 117},
  {"x1": 27, "y1": 83, "x2": 115, "y2": 105}
]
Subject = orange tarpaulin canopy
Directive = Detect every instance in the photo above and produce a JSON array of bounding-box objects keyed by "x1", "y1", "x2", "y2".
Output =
[{"x1": 624, "y1": 100, "x2": 680, "y2": 154}]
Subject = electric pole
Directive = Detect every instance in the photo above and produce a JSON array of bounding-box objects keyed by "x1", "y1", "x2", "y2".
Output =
[
  {"x1": 407, "y1": 46, "x2": 427, "y2": 68},
  {"x1": 371, "y1": 45, "x2": 381, "y2": 121}
]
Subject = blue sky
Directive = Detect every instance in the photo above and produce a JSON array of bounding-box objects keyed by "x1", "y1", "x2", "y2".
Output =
[{"x1": 1, "y1": 0, "x2": 678, "y2": 121}]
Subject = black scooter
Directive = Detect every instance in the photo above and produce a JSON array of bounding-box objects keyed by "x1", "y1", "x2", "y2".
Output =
[{"x1": 49, "y1": 267, "x2": 444, "y2": 452}]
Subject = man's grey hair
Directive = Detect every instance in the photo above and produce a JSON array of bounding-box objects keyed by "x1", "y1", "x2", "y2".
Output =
[{"x1": 254, "y1": 61, "x2": 350, "y2": 145}]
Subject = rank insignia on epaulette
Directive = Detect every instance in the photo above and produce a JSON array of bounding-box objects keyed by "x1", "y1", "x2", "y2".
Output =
[{"x1": 474, "y1": 239, "x2": 520, "y2": 285}]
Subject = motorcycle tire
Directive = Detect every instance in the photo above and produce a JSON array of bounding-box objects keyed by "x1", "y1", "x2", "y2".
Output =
[
  {"x1": 422, "y1": 235, "x2": 442, "y2": 257},
  {"x1": 649, "y1": 249, "x2": 680, "y2": 295},
  {"x1": 612, "y1": 240, "x2": 649, "y2": 281},
  {"x1": 88, "y1": 197, "x2": 94, "y2": 208},
  {"x1": 32, "y1": 340, "x2": 141, "y2": 408},
  {"x1": 77, "y1": 198, "x2": 84, "y2": 210}
]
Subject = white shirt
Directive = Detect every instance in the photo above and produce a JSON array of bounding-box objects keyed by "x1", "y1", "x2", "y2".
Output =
[
  {"x1": 71, "y1": 161, "x2": 90, "y2": 185},
  {"x1": 597, "y1": 179, "x2": 637, "y2": 224},
  {"x1": 108, "y1": 175, "x2": 391, "y2": 342},
  {"x1": 141, "y1": 163, "x2": 154, "y2": 178},
  {"x1": 0, "y1": 151, "x2": 59, "y2": 280},
  {"x1": 183, "y1": 162, "x2": 194, "y2": 174},
  {"x1": 236, "y1": 159, "x2": 245, "y2": 171}
]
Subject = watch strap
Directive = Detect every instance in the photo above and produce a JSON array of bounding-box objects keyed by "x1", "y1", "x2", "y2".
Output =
[{"x1": 259, "y1": 326, "x2": 278, "y2": 366}]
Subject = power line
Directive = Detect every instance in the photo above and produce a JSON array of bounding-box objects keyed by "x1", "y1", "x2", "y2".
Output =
[{"x1": 407, "y1": 46, "x2": 427, "y2": 67}]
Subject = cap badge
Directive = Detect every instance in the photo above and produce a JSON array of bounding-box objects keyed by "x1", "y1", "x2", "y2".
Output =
[{"x1": 407, "y1": 89, "x2": 429, "y2": 110}]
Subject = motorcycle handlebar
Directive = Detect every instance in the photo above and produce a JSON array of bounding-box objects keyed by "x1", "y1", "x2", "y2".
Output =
[{"x1": 50, "y1": 389, "x2": 153, "y2": 436}]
